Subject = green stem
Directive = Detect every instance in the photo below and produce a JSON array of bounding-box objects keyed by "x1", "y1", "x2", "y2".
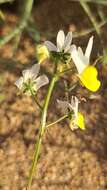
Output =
[
  {"x1": 46, "y1": 114, "x2": 68, "y2": 129},
  {"x1": 68, "y1": 82, "x2": 79, "y2": 92},
  {"x1": 59, "y1": 67, "x2": 73, "y2": 75},
  {"x1": 0, "y1": 0, "x2": 34, "y2": 47},
  {"x1": 80, "y1": 0, "x2": 105, "y2": 54},
  {"x1": 27, "y1": 74, "x2": 58, "y2": 190},
  {"x1": 80, "y1": 0, "x2": 101, "y2": 36},
  {"x1": 45, "y1": 19, "x2": 107, "y2": 39},
  {"x1": 74, "y1": 0, "x2": 107, "y2": 5},
  {"x1": 30, "y1": 88, "x2": 42, "y2": 110},
  {"x1": 0, "y1": 0, "x2": 14, "y2": 3},
  {"x1": 73, "y1": 19, "x2": 107, "y2": 38},
  {"x1": 27, "y1": 135, "x2": 42, "y2": 190}
]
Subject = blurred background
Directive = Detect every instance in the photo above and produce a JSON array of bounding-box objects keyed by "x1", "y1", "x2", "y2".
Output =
[{"x1": 0, "y1": 0, "x2": 107, "y2": 190}]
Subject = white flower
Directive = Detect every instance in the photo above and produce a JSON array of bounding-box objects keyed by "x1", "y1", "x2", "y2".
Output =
[
  {"x1": 57, "y1": 96, "x2": 85, "y2": 130},
  {"x1": 71, "y1": 36, "x2": 93, "y2": 74},
  {"x1": 15, "y1": 64, "x2": 49, "y2": 95},
  {"x1": 44, "y1": 30, "x2": 73, "y2": 53},
  {"x1": 70, "y1": 36, "x2": 101, "y2": 92}
]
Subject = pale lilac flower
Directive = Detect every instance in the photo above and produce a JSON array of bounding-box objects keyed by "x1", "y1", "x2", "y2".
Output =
[
  {"x1": 15, "y1": 64, "x2": 49, "y2": 95},
  {"x1": 44, "y1": 30, "x2": 73, "y2": 53}
]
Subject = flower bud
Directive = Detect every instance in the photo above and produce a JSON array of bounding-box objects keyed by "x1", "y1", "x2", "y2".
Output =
[{"x1": 36, "y1": 45, "x2": 50, "y2": 63}]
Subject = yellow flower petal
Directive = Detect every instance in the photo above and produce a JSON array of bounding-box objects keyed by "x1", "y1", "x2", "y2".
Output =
[
  {"x1": 76, "y1": 112, "x2": 85, "y2": 130},
  {"x1": 69, "y1": 112, "x2": 85, "y2": 130},
  {"x1": 36, "y1": 45, "x2": 50, "y2": 63},
  {"x1": 79, "y1": 66, "x2": 101, "y2": 92}
]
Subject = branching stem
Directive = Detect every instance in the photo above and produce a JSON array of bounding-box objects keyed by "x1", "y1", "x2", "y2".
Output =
[
  {"x1": 27, "y1": 74, "x2": 58, "y2": 190},
  {"x1": 46, "y1": 114, "x2": 68, "y2": 129}
]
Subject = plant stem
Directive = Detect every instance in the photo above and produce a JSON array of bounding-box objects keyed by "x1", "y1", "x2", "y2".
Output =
[
  {"x1": 0, "y1": 0, "x2": 34, "y2": 47},
  {"x1": 73, "y1": 19, "x2": 107, "y2": 38},
  {"x1": 0, "y1": 0, "x2": 14, "y2": 3},
  {"x1": 80, "y1": 0, "x2": 105, "y2": 54},
  {"x1": 80, "y1": 0, "x2": 101, "y2": 36},
  {"x1": 68, "y1": 82, "x2": 79, "y2": 92},
  {"x1": 71, "y1": 0, "x2": 107, "y2": 5},
  {"x1": 27, "y1": 134, "x2": 42, "y2": 190},
  {"x1": 30, "y1": 88, "x2": 42, "y2": 110},
  {"x1": 27, "y1": 74, "x2": 58, "y2": 190},
  {"x1": 59, "y1": 67, "x2": 73, "y2": 75},
  {"x1": 46, "y1": 114, "x2": 68, "y2": 129}
]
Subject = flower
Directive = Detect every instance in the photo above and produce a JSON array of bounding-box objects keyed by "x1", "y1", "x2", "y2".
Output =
[
  {"x1": 36, "y1": 45, "x2": 50, "y2": 63},
  {"x1": 71, "y1": 36, "x2": 101, "y2": 92},
  {"x1": 57, "y1": 96, "x2": 85, "y2": 130},
  {"x1": 15, "y1": 64, "x2": 49, "y2": 95},
  {"x1": 44, "y1": 30, "x2": 75, "y2": 65},
  {"x1": 44, "y1": 30, "x2": 73, "y2": 53}
]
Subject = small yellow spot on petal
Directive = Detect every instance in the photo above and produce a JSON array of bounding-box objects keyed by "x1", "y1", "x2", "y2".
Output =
[
  {"x1": 79, "y1": 66, "x2": 101, "y2": 92},
  {"x1": 36, "y1": 45, "x2": 50, "y2": 63}
]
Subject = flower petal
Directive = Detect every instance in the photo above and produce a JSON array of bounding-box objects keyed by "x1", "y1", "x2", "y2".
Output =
[
  {"x1": 57, "y1": 99, "x2": 70, "y2": 114},
  {"x1": 69, "y1": 44, "x2": 76, "y2": 53},
  {"x1": 64, "y1": 32, "x2": 72, "y2": 52},
  {"x1": 57, "y1": 30, "x2": 65, "y2": 51},
  {"x1": 71, "y1": 47, "x2": 86, "y2": 74},
  {"x1": 70, "y1": 96, "x2": 79, "y2": 118},
  {"x1": 79, "y1": 66, "x2": 101, "y2": 92},
  {"x1": 35, "y1": 75, "x2": 49, "y2": 91},
  {"x1": 78, "y1": 47, "x2": 84, "y2": 57},
  {"x1": 30, "y1": 64, "x2": 40, "y2": 79},
  {"x1": 69, "y1": 111, "x2": 85, "y2": 131},
  {"x1": 78, "y1": 47, "x2": 89, "y2": 65},
  {"x1": 22, "y1": 64, "x2": 40, "y2": 81},
  {"x1": 22, "y1": 69, "x2": 31, "y2": 82},
  {"x1": 15, "y1": 77, "x2": 23, "y2": 89},
  {"x1": 44, "y1": 41, "x2": 57, "y2": 52},
  {"x1": 69, "y1": 119, "x2": 78, "y2": 130},
  {"x1": 76, "y1": 112, "x2": 85, "y2": 130},
  {"x1": 85, "y1": 36, "x2": 93, "y2": 60}
]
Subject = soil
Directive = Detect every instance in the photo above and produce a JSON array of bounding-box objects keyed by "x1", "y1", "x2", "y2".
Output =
[{"x1": 0, "y1": 0, "x2": 107, "y2": 190}]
